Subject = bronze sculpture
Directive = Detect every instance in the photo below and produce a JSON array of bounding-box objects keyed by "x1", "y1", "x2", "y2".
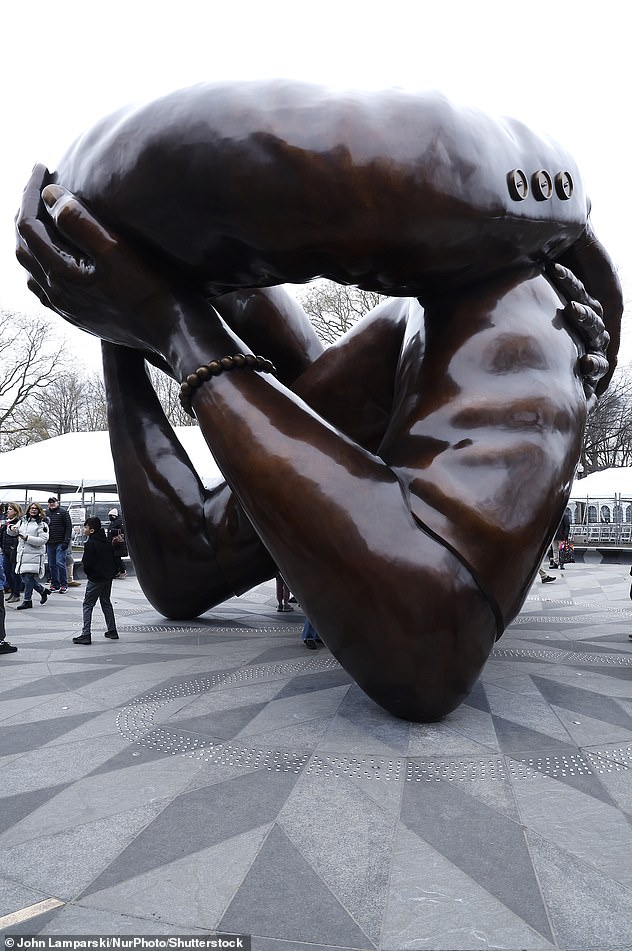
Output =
[{"x1": 15, "y1": 81, "x2": 622, "y2": 721}]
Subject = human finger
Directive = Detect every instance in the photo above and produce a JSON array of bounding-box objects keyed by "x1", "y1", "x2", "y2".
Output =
[
  {"x1": 579, "y1": 352, "x2": 609, "y2": 382},
  {"x1": 41, "y1": 184, "x2": 116, "y2": 265},
  {"x1": 548, "y1": 262, "x2": 604, "y2": 317},
  {"x1": 16, "y1": 166, "x2": 83, "y2": 284},
  {"x1": 567, "y1": 301, "x2": 607, "y2": 345}
]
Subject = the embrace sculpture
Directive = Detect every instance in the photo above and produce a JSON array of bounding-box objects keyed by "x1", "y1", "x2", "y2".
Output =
[{"x1": 16, "y1": 81, "x2": 622, "y2": 721}]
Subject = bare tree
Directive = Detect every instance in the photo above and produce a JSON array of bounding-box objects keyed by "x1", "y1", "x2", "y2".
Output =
[
  {"x1": 0, "y1": 308, "x2": 66, "y2": 450},
  {"x1": 581, "y1": 364, "x2": 632, "y2": 473},
  {"x1": 147, "y1": 364, "x2": 198, "y2": 427},
  {"x1": 296, "y1": 281, "x2": 385, "y2": 345}
]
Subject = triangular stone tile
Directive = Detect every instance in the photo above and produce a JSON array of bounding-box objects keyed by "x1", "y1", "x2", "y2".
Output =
[
  {"x1": 0, "y1": 783, "x2": 71, "y2": 836},
  {"x1": 511, "y1": 769, "x2": 632, "y2": 887},
  {"x1": 0, "y1": 801, "x2": 171, "y2": 900},
  {"x1": 235, "y1": 685, "x2": 350, "y2": 739},
  {"x1": 408, "y1": 720, "x2": 498, "y2": 758},
  {"x1": 400, "y1": 770, "x2": 553, "y2": 940},
  {"x1": 172, "y1": 702, "x2": 270, "y2": 741},
  {"x1": 381, "y1": 825, "x2": 555, "y2": 950},
  {"x1": 80, "y1": 824, "x2": 271, "y2": 928},
  {"x1": 248, "y1": 644, "x2": 308, "y2": 665},
  {"x1": 278, "y1": 771, "x2": 396, "y2": 943},
  {"x1": 506, "y1": 748, "x2": 618, "y2": 807},
  {"x1": 274, "y1": 667, "x2": 353, "y2": 700},
  {"x1": 81, "y1": 768, "x2": 300, "y2": 894},
  {"x1": 527, "y1": 830, "x2": 632, "y2": 949},
  {"x1": 531, "y1": 674, "x2": 632, "y2": 730},
  {"x1": 0, "y1": 713, "x2": 104, "y2": 755},
  {"x1": 462, "y1": 679, "x2": 491, "y2": 713},
  {"x1": 335, "y1": 686, "x2": 411, "y2": 753},
  {"x1": 0, "y1": 669, "x2": 123, "y2": 701},
  {"x1": 492, "y1": 716, "x2": 577, "y2": 754},
  {"x1": 219, "y1": 824, "x2": 374, "y2": 948}
]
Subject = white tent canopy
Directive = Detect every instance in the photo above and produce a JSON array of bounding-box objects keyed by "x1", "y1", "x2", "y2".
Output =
[
  {"x1": 0, "y1": 429, "x2": 222, "y2": 496},
  {"x1": 569, "y1": 467, "x2": 632, "y2": 500}
]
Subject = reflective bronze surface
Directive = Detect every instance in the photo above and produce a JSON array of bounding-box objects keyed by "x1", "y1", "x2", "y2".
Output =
[{"x1": 15, "y1": 82, "x2": 623, "y2": 721}]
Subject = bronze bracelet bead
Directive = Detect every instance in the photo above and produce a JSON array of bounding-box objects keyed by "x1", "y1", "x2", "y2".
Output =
[{"x1": 179, "y1": 353, "x2": 277, "y2": 419}]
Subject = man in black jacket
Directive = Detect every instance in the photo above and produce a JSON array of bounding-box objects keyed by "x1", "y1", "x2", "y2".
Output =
[
  {"x1": 46, "y1": 496, "x2": 72, "y2": 593},
  {"x1": 73, "y1": 517, "x2": 119, "y2": 645}
]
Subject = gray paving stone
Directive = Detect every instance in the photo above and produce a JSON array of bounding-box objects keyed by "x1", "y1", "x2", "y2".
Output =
[
  {"x1": 0, "y1": 801, "x2": 171, "y2": 900},
  {"x1": 82, "y1": 767, "x2": 300, "y2": 894},
  {"x1": 278, "y1": 771, "x2": 396, "y2": 942},
  {"x1": 0, "y1": 873, "x2": 56, "y2": 921},
  {"x1": 511, "y1": 768, "x2": 632, "y2": 888},
  {"x1": 0, "y1": 734, "x2": 131, "y2": 798},
  {"x1": 80, "y1": 824, "x2": 270, "y2": 929},
  {"x1": 0, "y1": 783, "x2": 71, "y2": 837},
  {"x1": 0, "y1": 713, "x2": 100, "y2": 754},
  {"x1": 381, "y1": 825, "x2": 555, "y2": 950},
  {"x1": 336, "y1": 686, "x2": 412, "y2": 754},
  {"x1": 220, "y1": 825, "x2": 374, "y2": 948},
  {"x1": 527, "y1": 831, "x2": 632, "y2": 949},
  {"x1": 400, "y1": 770, "x2": 553, "y2": 941},
  {"x1": 4, "y1": 749, "x2": 205, "y2": 848}
]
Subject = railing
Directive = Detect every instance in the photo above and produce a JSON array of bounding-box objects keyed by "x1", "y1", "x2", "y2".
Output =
[{"x1": 570, "y1": 522, "x2": 632, "y2": 545}]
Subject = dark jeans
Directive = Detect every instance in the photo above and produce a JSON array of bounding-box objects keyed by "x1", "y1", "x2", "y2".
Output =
[
  {"x1": 301, "y1": 619, "x2": 319, "y2": 642},
  {"x1": 2, "y1": 552, "x2": 21, "y2": 596},
  {"x1": 21, "y1": 572, "x2": 46, "y2": 602},
  {"x1": 82, "y1": 579, "x2": 116, "y2": 636},
  {"x1": 0, "y1": 590, "x2": 5, "y2": 640},
  {"x1": 47, "y1": 542, "x2": 68, "y2": 588}
]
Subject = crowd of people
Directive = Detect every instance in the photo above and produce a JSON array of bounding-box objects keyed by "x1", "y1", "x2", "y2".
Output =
[{"x1": 0, "y1": 498, "x2": 128, "y2": 654}]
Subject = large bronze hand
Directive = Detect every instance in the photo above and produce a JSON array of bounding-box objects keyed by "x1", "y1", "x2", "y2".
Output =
[{"x1": 16, "y1": 168, "x2": 211, "y2": 368}]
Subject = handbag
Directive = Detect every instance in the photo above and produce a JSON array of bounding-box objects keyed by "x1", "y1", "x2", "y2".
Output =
[
  {"x1": 111, "y1": 532, "x2": 125, "y2": 546},
  {"x1": 559, "y1": 539, "x2": 575, "y2": 565}
]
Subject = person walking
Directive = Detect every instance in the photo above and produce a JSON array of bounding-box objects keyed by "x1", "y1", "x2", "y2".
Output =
[
  {"x1": 275, "y1": 572, "x2": 293, "y2": 612},
  {"x1": 73, "y1": 516, "x2": 119, "y2": 645},
  {"x1": 1, "y1": 503, "x2": 23, "y2": 602},
  {"x1": 301, "y1": 617, "x2": 322, "y2": 650},
  {"x1": 0, "y1": 552, "x2": 18, "y2": 653},
  {"x1": 553, "y1": 510, "x2": 572, "y2": 571},
  {"x1": 106, "y1": 508, "x2": 127, "y2": 578},
  {"x1": 45, "y1": 496, "x2": 72, "y2": 592},
  {"x1": 10, "y1": 502, "x2": 49, "y2": 610}
]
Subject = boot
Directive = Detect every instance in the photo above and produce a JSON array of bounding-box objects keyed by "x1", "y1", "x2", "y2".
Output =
[
  {"x1": 104, "y1": 630, "x2": 119, "y2": 639},
  {"x1": 6, "y1": 595, "x2": 19, "y2": 603},
  {"x1": 40, "y1": 590, "x2": 48, "y2": 605},
  {"x1": 16, "y1": 600, "x2": 33, "y2": 610},
  {"x1": 73, "y1": 634, "x2": 92, "y2": 645}
]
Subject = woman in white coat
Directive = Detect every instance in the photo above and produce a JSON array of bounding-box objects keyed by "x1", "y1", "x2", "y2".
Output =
[{"x1": 10, "y1": 503, "x2": 50, "y2": 610}]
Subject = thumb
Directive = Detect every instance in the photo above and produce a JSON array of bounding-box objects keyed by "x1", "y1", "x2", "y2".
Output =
[{"x1": 41, "y1": 184, "x2": 114, "y2": 259}]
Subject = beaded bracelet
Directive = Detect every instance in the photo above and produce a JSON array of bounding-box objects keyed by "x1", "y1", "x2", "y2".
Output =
[{"x1": 179, "y1": 353, "x2": 277, "y2": 417}]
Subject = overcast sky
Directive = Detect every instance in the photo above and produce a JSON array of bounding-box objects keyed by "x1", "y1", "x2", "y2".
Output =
[{"x1": 3, "y1": 0, "x2": 630, "y2": 369}]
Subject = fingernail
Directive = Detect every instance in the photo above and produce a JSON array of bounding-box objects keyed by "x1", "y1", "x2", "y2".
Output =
[
  {"x1": 554, "y1": 263, "x2": 566, "y2": 275},
  {"x1": 41, "y1": 184, "x2": 65, "y2": 208}
]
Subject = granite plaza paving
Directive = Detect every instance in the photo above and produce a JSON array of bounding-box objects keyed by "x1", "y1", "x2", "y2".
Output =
[{"x1": 1, "y1": 560, "x2": 631, "y2": 951}]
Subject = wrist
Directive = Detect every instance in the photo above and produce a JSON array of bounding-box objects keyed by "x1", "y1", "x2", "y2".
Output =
[{"x1": 164, "y1": 298, "x2": 248, "y2": 380}]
